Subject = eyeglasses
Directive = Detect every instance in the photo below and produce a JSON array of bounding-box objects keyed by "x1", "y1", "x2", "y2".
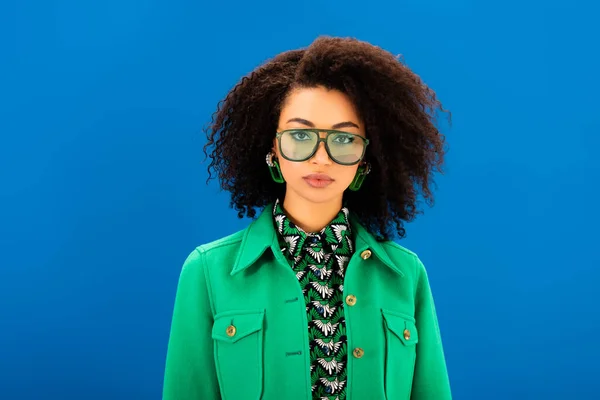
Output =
[{"x1": 275, "y1": 129, "x2": 369, "y2": 166}]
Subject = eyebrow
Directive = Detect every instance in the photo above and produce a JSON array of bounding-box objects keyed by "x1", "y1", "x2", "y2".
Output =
[{"x1": 286, "y1": 118, "x2": 360, "y2": 130}]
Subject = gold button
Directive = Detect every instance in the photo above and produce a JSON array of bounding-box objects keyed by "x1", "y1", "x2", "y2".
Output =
[
  {"x1": 226, "y1": 325, "x2": 236, "y2": 337},
  {"x1": 403, "y1": 329, "x2": 411, "y2": 341},
  {"x1": 345, "y1": 295, "x2": 357, "y2": 306},
  {"x1": 353, "y1": 347, "x2": 364, "y2": 358},
  {"x1": 360, "y1": 250, "x2": 372, "y2": 260}
]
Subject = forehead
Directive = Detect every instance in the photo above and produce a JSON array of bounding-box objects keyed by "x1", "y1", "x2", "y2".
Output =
[{"x1": 279, "y1": 86, "x2": 362, "y2": 128}]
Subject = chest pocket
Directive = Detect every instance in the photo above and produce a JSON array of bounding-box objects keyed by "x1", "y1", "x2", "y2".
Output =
[
  {"x1": 382, "y1": 309, "x2": 419, "y2": 400},
  {"x1": 212, "y1": 309, "x2": 265, "y2": 400}
]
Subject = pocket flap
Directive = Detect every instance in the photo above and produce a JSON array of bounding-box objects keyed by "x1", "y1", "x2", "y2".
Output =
[
  {"x1": 212, "y1": 309, "x2": 265, "y2": 343},
  {"x1": 382, "y1": 309, "x2": 419, "y2": 346}
]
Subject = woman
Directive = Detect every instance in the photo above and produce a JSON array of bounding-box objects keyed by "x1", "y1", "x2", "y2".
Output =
[{"x1": 162, "y1": 36, "x2": 452, "y2": 400}]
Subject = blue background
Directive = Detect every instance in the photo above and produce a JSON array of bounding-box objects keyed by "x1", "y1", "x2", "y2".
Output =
[{"x1": 2, "y1": 0, "x2": 599, "y2": 399}]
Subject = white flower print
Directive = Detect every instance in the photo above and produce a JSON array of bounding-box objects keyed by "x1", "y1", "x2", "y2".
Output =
[
  {"x1": 284, "y1": 235, "x2": 300, "y2": 255},
  {"x1": 307, "y1": 246, "x2": 325, "y2": 263},
  {"x1": 335, "y1": 255, "x2": 349, "y2": 276},
  {"x1": 310, "y1": 264, "x2": 333, "y2": 280},
  {"x1": 313, "y1": 320, "x2": 339, "y2": 336},
  {"x1": 296, "y1": 270, "x2": 307, "y2": 280},
  {"x1": 311, "y1": 301, "x2": 337, "y2": 318},
  {"x1": 331, "y1": 224, "x2": 347, "y2": 242},
  {"x1": 310, "y1": 281, "x2": 335, "y2": 299},
  {"x1": 317, "y1": 358, "x2": 345, "y2": 374},
  {"x1": 315, "y1": 338, "x2": 343, "y2": 355},
  {"x1": 319, "y1": 377, "x2": 346, "y2": 393}
]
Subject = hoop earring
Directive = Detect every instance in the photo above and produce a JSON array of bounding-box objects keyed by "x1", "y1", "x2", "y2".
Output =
[
  {"x1": 348, "y1": 162, "x2": 371, "y2": 191},
  {"x1": 266, "y1": 152, "x2": 285, "y2": 183}
]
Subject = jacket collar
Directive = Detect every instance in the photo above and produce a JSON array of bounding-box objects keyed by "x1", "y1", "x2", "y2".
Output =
[
  {"x1": 231, "y1": 203, "x2": 403, "y2": 277},
  {"x1": 348, "y1": 214, "x2": 404, "y2": 277},
  {"x1": 231, "y1": 205, "x2": 279, "y2": 276}
]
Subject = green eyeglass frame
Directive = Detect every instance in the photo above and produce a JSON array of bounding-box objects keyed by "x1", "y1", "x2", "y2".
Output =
[{"x1": 275, "y1": 128, "x2": 370, "y2": 166}]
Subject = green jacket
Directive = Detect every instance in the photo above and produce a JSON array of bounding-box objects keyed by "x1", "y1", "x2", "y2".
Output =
[{"x1": 162, "y1": 205, "x2": 452, "y2": 400}]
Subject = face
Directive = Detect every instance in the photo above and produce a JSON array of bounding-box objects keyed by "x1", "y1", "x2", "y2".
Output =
[{"x1": 273, "y1": 86, "x2": 366, "y2": 205}]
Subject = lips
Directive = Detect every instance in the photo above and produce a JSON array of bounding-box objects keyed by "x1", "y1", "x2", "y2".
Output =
[
  {"x1": 304, "y1": 174, "x2": 333, "y2": 181},
  {"x1": 303, "y1": 174, "x2": 334, "y2": 188}
]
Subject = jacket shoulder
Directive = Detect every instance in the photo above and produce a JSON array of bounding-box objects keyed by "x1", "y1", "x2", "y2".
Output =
[
  {"x1": 177, "y1": 229, "x2": 247, "y2": 283},
  {"x1": 380, "y1": 240, "x2": 425, "y2": 279},
  {"x1": 190, "y1": 227, "x2": 250, "y2": 275},
  {"x1": 381, "y1": 240, "x2": 418, "y2": 259},
  {"x1": 196, "y1": 228, "x2": 245, "y2": 253}
]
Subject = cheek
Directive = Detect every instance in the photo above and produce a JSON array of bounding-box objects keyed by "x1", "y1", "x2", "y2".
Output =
[
  {"x1": 277, "y1": 158, "x2": 300, "y2": 180},
  {"x1": 339, "y1": 166, "x2": 359, "y2": 184}
]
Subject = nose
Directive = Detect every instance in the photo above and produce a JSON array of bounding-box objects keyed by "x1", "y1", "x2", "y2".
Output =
[{"x1": 310, "y1": 139, "x2": 332, "y2": 166}]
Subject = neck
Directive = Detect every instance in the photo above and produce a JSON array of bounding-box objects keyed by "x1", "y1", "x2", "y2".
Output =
[{"x1": 281, "y1": 193, "x2": 343, "y2": 234}]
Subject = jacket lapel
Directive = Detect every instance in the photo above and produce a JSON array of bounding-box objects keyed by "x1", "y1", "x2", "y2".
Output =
[
  {"x1": 231, "y1": 204, "x2": 280, "y2": 276},
  {"x1": 349, "y1": 214, "x2": 405, "y2": 277}
]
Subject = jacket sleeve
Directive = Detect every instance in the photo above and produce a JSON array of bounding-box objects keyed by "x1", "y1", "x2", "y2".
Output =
[
  {"x1": 411, "y1": 256, "x2": 452, "y2": 399},
  {"x1": 162, "y1": 248, "x2": 221, "y2": 399}
]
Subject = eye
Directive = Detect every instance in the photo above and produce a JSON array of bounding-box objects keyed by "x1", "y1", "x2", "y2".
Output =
[
  {"x1": 332, "y1": 134, "x2": 355, "y2": 144},
  {"x1": 290, "y1": 130, "x2": 312, "y2": 141}
]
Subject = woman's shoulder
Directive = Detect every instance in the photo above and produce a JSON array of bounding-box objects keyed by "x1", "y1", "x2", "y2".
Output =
[
  {"x1": 380, "y1": 239, "x2": 417, "y2": 257},
  {"x1": 378, "y1": 239, "x2": 429, "y2": 279},
  {"x1": 197, "y1": 228, "x2": 246, "y2": 253},
  {"x1": 177, "y1": 228, "x2": 247, "y2": 278},
  {"x1": 182, "y1": 218, "x2": 260, "y2": 266}
]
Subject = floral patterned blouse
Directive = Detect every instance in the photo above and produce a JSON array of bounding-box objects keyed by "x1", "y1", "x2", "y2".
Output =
[{"x1": 273, "y1": 199, "x2": 355, "y2": 400}]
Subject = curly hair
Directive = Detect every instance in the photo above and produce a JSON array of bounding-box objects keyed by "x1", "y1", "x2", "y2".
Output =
[{"x1": 203, "y1": 36, "x2": 450, "y2": 241}]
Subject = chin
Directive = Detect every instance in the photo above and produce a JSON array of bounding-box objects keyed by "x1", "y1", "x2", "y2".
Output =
[
  {"x1": 298, "y1": 188, "x2": 344, "y2": 205},
  {"x1": 284, "y1": 180, "x2": 350, "y2": 205},
  {"x1": 303, "y1": 194, "x2": 338, "y2": 204}
]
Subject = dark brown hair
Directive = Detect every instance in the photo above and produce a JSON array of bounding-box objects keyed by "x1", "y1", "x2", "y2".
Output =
[{"x1": 203, "y1": 36, "x2": 450, "y2": 241}]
